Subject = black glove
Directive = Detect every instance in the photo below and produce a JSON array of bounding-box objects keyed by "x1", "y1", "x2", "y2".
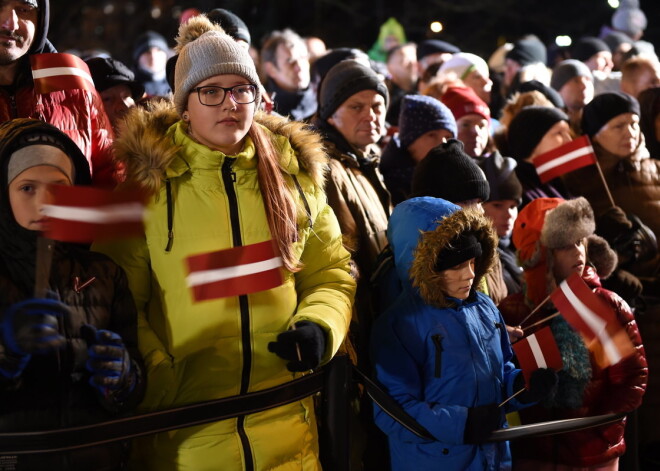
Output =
[
  {"x1": 515, "y1": 368, "x2": 558, "y2": 404},
  {"x1": 81, "y1": 324, "x2": 135, "y2": 398},
  {"x1": 595, "y1": 206, "x2": 632, "y2": 243},
  {"x1": 2, "y1": 298, "x2": 67, "y2": 356},
  {"x1": 268, "y1": 321, "x2": 326, "y2": 372},
  {"x1": 463, "y1": 404, "x2": 501, "y2": 444},
  {"x1": 601, "y1": 268, "x2": 643, "y2": 305}
]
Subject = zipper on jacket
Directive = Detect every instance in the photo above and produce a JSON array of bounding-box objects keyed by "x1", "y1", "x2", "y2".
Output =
[
  {"x1": 431, "y1": 334, "x2": 443, "y2": 378},
  {"x1": 9, "y1": 93, "x2": 17, "y2": 118},
  {"x1": 221, "y1": 157, "x2": 255, "y2": 471}
]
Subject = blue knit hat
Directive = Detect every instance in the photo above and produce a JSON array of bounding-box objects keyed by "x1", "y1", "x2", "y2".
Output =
[{"x1": 398, "y1": 95, "x2": 457, "y2": 149}]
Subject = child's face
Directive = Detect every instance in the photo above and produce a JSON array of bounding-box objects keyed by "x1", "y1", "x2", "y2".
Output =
[
  {"x1": 440, "y1": 257, "x2": 476, "y2": 300},
  {"x1": 9, "y1": 165, "x2": 71, "y2": 231},
  {"x1": 551, "y1": 238, "x2": 587, "y2": 282}
]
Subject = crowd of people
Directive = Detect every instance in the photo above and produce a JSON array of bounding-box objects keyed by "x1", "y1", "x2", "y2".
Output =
[{"x1": 0, "y1": 0, "x2": 659, "y2": 469}]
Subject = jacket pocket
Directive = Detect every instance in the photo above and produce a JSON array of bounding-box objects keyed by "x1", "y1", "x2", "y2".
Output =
[{"x1": 431, "y1": 334, "x2": 443, "y2": 378}]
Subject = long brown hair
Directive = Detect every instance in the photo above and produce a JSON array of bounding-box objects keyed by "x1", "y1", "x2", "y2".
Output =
[{"x1": 248, "y1": 123, "x2": 301, "y2": 272}]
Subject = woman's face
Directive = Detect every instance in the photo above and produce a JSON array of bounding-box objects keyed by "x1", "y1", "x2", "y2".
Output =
[
  {"x1": 551, "y1": 238, "x2": 587, "y2": 283},
  {"x1": 185, "y1": 74, "x2": 256, "y2": 155},
  {"x1": 440, "y1": 258, "x2": 476, "y2": 300},
  {"x1": 593, "y1": 112, "x2": 640, "y2": 158},
  {"x1": 9, "y1": 165, "x2": 71, "y2": 231},
  {"x1": 530, "y1": 120, "x2": 572, "y2": 161}
]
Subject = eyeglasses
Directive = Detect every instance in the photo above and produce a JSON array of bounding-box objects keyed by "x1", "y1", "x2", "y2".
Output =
[{"x1": 192, "y1": 84, "x2": 258, "y2": 106}]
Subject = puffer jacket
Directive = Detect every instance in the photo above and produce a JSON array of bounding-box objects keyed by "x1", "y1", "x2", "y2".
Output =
[
  {"x1": 370, "y1": 197, "x2": 524, "y2": 471},
  {"x1": 94, "y1": 103, "x2": 355, "y2": 471},
  {"x1": 562, "y1": 138, "x2": 660, "y2": 240},
  {"x1": 499, "y1": 266, "x2": 648, "y2": 467}
]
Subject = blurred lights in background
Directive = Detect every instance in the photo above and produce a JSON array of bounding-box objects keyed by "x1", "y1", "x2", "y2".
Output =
[
  {"x1": 430, "y1": 21, "x2": 443, "y2": 33},
  {"x1": 555, "y1": 35, "x2": 572, "y2": 47},
  {"x1": 608, "y1": 0, "x2": 620, "y2": 8}
]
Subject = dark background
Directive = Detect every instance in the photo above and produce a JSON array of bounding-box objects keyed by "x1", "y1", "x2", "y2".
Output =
[{"x1": 49, "y1": 0, "x2": 660, "y2": 67}]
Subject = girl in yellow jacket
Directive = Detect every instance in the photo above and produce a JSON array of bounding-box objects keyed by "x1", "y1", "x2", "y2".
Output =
[{"x1": 94, "y1": 16, "x2": 355, "y2": 471}]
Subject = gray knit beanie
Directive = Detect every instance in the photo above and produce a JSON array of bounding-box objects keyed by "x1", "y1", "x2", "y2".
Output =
[
  {"x1": 550, "y1": 59, "x2": 593, "y2": 92},
  {"x1": 173, "y1": 15, "x2": 261, "y2": 116}
]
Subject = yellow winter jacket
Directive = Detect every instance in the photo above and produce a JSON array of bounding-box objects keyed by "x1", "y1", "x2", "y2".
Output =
[{"x1": 94, "y1": 103, "x2": 355, "y2": 471}]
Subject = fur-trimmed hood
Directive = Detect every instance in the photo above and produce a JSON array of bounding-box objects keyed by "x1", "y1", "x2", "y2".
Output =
[
  {"x1": 388, "y1": 197, "x2": 497, "y2": 308},
  {"x1": 113, "y1": 100, "x2": 328, "y2": 196}
]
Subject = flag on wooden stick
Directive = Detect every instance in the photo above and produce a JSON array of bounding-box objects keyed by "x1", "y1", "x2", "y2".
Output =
[
  {"x1": 512, "y1": 326, "x2": 563, "y2": 385},
  {"x1": 533, "y1": 135, "x2": 597, "y2": 184}
]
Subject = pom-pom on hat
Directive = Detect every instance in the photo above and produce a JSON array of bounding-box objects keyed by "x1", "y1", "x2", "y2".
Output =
[
  {"x1": 398, "y1": 95, "x2": 456, "y2": 149},
  {"x1": 173, "y1": 15, "x2": 261, "y2": 116},
  {"x1": 581, "y1": 91, "x2": 640, "y2": 138},
  {"x1": 411, "y1": 139, "x2": 490, "y2": 203}
]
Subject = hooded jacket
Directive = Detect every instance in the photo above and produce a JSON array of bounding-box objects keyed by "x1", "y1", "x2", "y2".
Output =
[
  {"x1": 94, "y1": 102, "x2": 354, "y2": 471},
  {"x1": 0, "y1": 0, "x2": 118, "y2": 188},
  {"x1": 370, "y1": 197, "x2": 523, "y2": 471},
  {"x1": 0, "y1": 119, "x2": 144, "y2": 471}
]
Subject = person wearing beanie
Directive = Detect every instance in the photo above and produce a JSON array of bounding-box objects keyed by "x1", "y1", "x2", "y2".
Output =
[
  {"x1": 94, "y1": 15, "x2": 355, "y2": 471},
  {"x1": 571, "y1": 37, "x2": 614, "y2": 74},
  {"x1": 611, "y1": 0, "x2": 647, "y2": 41},
  {"x1": 0, "y1": 119, "x2": 145, "y2": 470},
  {"x1": 132, "y1": 30, "x2": 171, "y2": 97},
  {"x1": 506, "y1": 105, "x2": 574, "y2": 206},
  {"x1": 371, "y1": 196, "x2": 556, "y2": 470},
  {"x1": 517, "y1": 79, "x2": 565, "y2": 108},
  {"x1": 479, "y1": 153, "x2": 525, "y2": 294},
  {"x1": 603, "y1": 32, "x2": 634, "y2": 71},
  {"x1": 206, "y1": 8, "x2": 251, "y2": 46},
  {"x1": 550, "y1": 59, "x2": 594, "y2": 133},
  {"x1": 379, "y1": 94, "x2": 456, "y2": 204},
  {"x1": 438, "y1": 52, "x2": 493, "y2": 104},
  {"x1": 504, "y1": 37, "x2": 548, "y2": 89},
  {"x1": 498, "y1": 197, "x2": 647, "y2": 471},
  {"x1": 86, "y1": 56, "x2": 145, "y2": 132},
  {"x1": 416, "y1": 39, "x2": 461, "y2": 75},
  {"x1": 441, "y1": 85, "x2": 492, "y2": 159},
  {"x1": 261, "y1": 28, "x2": 316, "y2": 120}
]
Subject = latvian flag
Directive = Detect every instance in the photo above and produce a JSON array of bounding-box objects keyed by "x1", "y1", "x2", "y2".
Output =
[
  {"x1": 30, "y1": 53, "x2": 96, "y2": 94},
  {"x1": 186, "y1": 240, "x2": 284, "y2": 302},
  {"x1": 41, "y1": 185, "x2": 145, "y2": 243},
  {"x1": 533, "y1": 135, "x2": 597, "y2": 184},
  {"x1": 551, "y1": 272, "x2": 635, "y2": 368},
  {"x1": 512, "y1": 326, "x2": 563, "y2": 386}
]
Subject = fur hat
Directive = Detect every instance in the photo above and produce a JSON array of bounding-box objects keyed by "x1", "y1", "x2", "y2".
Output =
[
  {"x1": 441, "y1": 85, "x2": 490, "y2": 122},
  {"x1": 581, "y1": 91, "x2": 640, "y2": 138},
  {"x1": 411, "y1": 139, "x2": 489, "y2": 203},
  {"x1": 318, "y1": 59, "x2": 389, "y2": 121},
  {"x1": 398, "y1": 94, "x2": 456, "y2": 148},
  {"x1": 550, "y1": 59, "x2": 593, "y2": 92},
  {"x1": 173, "y1": 15, "x2": 261, "y2": 116},
  {"x1": 507, "y1": 106, "x2": 568, "y2": 162}
]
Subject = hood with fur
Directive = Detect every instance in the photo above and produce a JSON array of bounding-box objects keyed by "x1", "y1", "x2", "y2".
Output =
[
  {"x1": 388, "y1": 197, "x2": 497, "y2": 308},
  {"x1": 113, "y1": 100, "x2": 328, "y2": 196}
]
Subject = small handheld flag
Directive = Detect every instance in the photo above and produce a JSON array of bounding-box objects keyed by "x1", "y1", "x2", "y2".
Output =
[
  {"x1": 512, "y1": 326, "x2": 563, "y2": 385},
  {"x1": 533, "y1": 135, "x2": 597, "y2": 184},
  {"x1": 41, "y1": 185, "x2": 146, "y2": 243},
  {"x1": 186, "y1": 240, "x2": 284, "y2": 301},
  {"x1": 551, "y1": 272, "x2": 635, "y2": 368},
  {"x1": 30, "y1": 53, "x2": 96, "y2": 94}
]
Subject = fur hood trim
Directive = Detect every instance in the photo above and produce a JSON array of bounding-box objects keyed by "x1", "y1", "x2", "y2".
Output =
[
  {"x1": 114, "y1": 101, "x2": 328, "y2": 196},
  {"x1": 411, "y1": 206, "x2": 497, "y2": 308}
]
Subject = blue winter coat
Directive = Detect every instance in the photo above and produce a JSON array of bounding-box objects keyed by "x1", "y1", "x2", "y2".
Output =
[{"x1": 371, "y1": 197, "x2": 524, "y2": 470}]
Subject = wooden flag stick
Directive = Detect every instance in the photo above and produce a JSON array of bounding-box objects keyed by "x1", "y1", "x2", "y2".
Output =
[
  {"x1": 34, "y1": 237, "x2": 55, "y2": 298},
  {"x1": 594, "y1": 160, "x2": 616, "y2": 208},
  {"x1": 522, "y1": 312, "x2": 561, "y2": 333},
  {"x1": 291, "y1": 323, "x2": 302, "y2": 362},
  {"x1": 519, "y1": 295, "x2": 551, "y2": 328},
  {"x1": 499, "y1": 388, "x2": 525, "y2": 408}
]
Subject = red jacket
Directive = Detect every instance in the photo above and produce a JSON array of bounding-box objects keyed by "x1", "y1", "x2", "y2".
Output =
[
  {"x1": 499, "y1": 266, "x2": 648, "y2": 467},
  {"x1": 0, "y1": 80, "x2": 118, "y2": 187}
]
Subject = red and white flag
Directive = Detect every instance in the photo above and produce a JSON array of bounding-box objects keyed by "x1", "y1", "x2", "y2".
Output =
[
  {"x1": 533, "y1": 135, "x2": 597, "y2": 184},
  {"x1": 512, "y1": 326, "x2": 563, "y2": 385},
  {"x1": 30, "y1": 53, "x2": 96, "y2": 94},
  {"x1": 41, "y1": 185, "x2": 146, "y2": 243},
  {"x1": 186, "y1": 240, "x2": 284, "y2": 302},
  {"x1": 551, "y1": 272, "x2": 635, "y2": 368}
]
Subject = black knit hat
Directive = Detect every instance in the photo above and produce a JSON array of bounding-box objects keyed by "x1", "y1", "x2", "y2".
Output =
[
  {"x1": 550, "y1": 59, "x2": 592, "y2": 92},
  {"x1": 571, "y1": 37, "x2": 611, "y2": 62},
  {"x1": 507, "y1": 106, "x2": 569, "y2": 162},
  {"x1": 581, "y1": 91, "x2": 640, "y2": 137},
  {"x1": 318, "y1": 59, "x2": 389, "y2": 121},
  {"x1": 478, "y1": 152, "x2": 523, "y2": 203},
  {"x1": 603, "y1": 31, "x2": 633, "y2": 52},
  {"x1": 517, "y1": 79, "x2": 565, "y2": 108},
  {"x1": 506, "y1": 38, "x2": 547, "y2": 66},
  {"x1": 207, "y1": 8, "x2": 251, "y2": 44},
  {"x1": 417, "y1": 39, "x2": 460, "y2": 60},
  {"x1": 411, "y1": 139, "x2": 490, "y2": 203},
  {"x1": 435, "y1": 232, "x2": 483, "y2": 272},
  {"x1": 132, "y1": 31, "x2": 169, "y2": 63},
  {"x1": 86, "y1": 57, "x2": 145, "y2": 100}
]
